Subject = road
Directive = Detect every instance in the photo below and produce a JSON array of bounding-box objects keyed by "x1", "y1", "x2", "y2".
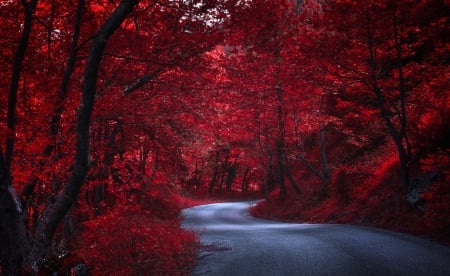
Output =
[{"x1": 182, "y1": 201, "x2": 450, "y2": 276}]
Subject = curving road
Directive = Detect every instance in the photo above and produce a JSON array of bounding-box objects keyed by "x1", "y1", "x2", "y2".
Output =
[{"x1": 182, "y1": 201, "x2": 450, "y2": 276}]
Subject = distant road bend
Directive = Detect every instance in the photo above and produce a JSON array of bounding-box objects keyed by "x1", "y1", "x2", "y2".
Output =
[{"x1": 182, "y1": 201, "x2": 450, "y2": 276}]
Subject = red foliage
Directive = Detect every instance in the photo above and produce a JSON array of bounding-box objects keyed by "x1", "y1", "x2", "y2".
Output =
[
  {"x1": 250, "y1": 0, "x2": 450, "y2": 246},
  {"x1": 252, "y1": 143, "x2": 450, "y2": 245},
  {"x1": 0, "y1": 0, "x2": 449, "y2": 273},
  {"x1": 74, "y1": 207, "x2": 197, "y2": 275},
  {"x1": 69, "y1": 169, "x2": 200, "y2": 275}
]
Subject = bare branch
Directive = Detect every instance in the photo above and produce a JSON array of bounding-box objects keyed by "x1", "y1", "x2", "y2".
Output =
[{"x1": 122, "y1": 68, "x2": 163, "y2": 95}]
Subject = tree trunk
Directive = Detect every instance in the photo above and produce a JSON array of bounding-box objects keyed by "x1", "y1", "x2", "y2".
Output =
[
  {"x1": 219, "y1": 169, "x2": 225, "y2": 190},
  {"x1": 318, "y1": 93, "x2": 331, "y2": 193},
  {"x1": 0, "y1": 170, "x2": 29, "y2": 275},
  {"x1": 5, "y1": 0, "x2": 38, "y2": 169},
  {"x1": 319, "y1": 127, "x2": 331, "y2": 191},
  {"x1": 276, "y1": 142, "x2": 286, "y2": 198},
  {"x1": 225, "y1": 159, "x2": 238, "y2": 191},
  {"x1": 366, "y1": 11, "x2": 411, "y2": 192},
  {"x1": 28, "y1": 0, "x2": 140, "y2": 269},
  {"x1": 45, "y1": 0, "x2": 85, "y2": 156},
  {"x1": 392, "y1": 11, "x2": 411, "y2": 191},
  {"x1": 225, "y1": 166, "x2": 237, "y2": 191},
  {"x1": 208, "y1": 168, "x2": 217, "y2": 192},
  {"x1": 0, "y1": 1, "x2": 37, "y2": 274},
  {"x1": 258, "y1": 123, "x2": 275, "y2": 199},
  {"x1": 283, "y1": 150, "x2": 301, "y2": 194},
  {"x1": 262, "y1": 165, "x2": 269, "y2": 200},
  {"x1": 208, "y1": 152, "x2": 220, "y2": 193},
  {"x1": 241, "y1": 166, "x2": 250, "y2": 191}
]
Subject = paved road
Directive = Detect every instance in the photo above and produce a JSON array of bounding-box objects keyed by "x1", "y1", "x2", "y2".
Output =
[{"x1": 182, "y1": 201, "x2": 450, "y2": 276}]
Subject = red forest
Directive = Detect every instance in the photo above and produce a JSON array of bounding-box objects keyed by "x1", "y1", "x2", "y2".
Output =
[{"x1": 0, "y1": 0, "x2": 448, "y2": 274}]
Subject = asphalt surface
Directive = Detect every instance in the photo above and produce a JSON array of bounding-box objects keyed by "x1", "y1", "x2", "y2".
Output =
[{"x1": 182, "y1": 201, "x2": 450, "y2": 276}]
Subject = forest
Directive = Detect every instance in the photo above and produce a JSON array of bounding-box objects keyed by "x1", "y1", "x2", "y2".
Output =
[{"x1": 0, "y1": 0, "x2": 448, "y2": 274}]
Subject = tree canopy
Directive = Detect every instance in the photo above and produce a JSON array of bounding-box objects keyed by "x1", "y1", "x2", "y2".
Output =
[{"x1": 0, "y1": 0, "x2": 448, "y2": 274}]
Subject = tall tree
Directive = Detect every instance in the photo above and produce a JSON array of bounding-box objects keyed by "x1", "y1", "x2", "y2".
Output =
[
  {"x1": 28, "y1": 0, "x2": 140, "y2": 268},
  {"x1": 299, "y1": 0, "x2": 448, "y2": 193},
  {"x1": 0, "y1": 0, "x2": 140, "y2": 273},
  {"x1": 0, "y1": 0, "x2": 37, "y2": 274}
]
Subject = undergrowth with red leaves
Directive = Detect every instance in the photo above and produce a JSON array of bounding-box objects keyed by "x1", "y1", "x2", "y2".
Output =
[
  {"x1": 251, "y1": 146, "x2": 450, "y2": 246},
  {"x1": 64, "y1": 177, "x2": 200, "y2": 275},
  {"x1": 73, "y1": 208, "x2": 197, "y2": 275}
]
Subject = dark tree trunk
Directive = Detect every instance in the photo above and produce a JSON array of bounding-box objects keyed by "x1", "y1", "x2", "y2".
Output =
[
  {"x1": 219, "y1": 169, "x2": 225, "y2": 190},
  {"x1": 208, "y1": 151, "x2": 220, "y2": 193},
  {"x1": 318, "y1": 94, "x2": 330, "y2": 193},
  {"x1": 45, "y1": 0, "x2": 85, "y2": 156},
  {"x1": 366, "y1": 10, "x2": 411, "y2": 192},
  {"x1": 208, "y1": 167, "x2": 218, "y2": 192},
  {"x1": 241, "y1": 166, "x2": 250, "y2": 191},
  {"x1": 283, "y1": 150, "x2": 301, "y2": 194},
  {"x1": 28, "y1": 0, "x2": 140, "y2": 269},
  {"x1": 262, "y1": 165, "x2": 269, "y2": 200},
  {"x1": 293, "y1": 102, "x2": 331, "y2": 191},
  {"x1": 5, "y1": 0, "x2": 37, "y2": 169},
  {"x1": 0, "y1": 1, "x2": 37, "y2": 274},
  {"x1": 225, "y1": 158, "x2": 238, "y2": 191},
  {"x1": 262, "y1": 159, "x2": 275, "y2": 200},
  {"x1": 258, "y1": 123, "x2": 275, "y2": 199},
  {"x1": 195, "y1": 162, "x2": 203, "y2": 189},
  {"x1": 225, "y1": 166, "x2": 237, "y2": 191},
  {"x1": 276, "y1": 142, "x2": 286, "y2": 198},
  {"x1": 392, "y1": 11, "x2": 411, "y2": 190},
  {"x1": 0, "y1": 169, "x2": 29, "y2": 275}
]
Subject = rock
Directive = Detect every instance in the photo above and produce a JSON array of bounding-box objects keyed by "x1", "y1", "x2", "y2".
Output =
[
  {"x1": 70, "y1": 262, "x2": 89, "y2": 276},
  {"x1": 406, "y1": 171, "x2": 441, "y2": 209}
]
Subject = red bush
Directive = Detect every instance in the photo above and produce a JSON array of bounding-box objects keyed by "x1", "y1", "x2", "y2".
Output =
[{"x1": 73, "y1": 205, "x2": 197, "y2": 275}]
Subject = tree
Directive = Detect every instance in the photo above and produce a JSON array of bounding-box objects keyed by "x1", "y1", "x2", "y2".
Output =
[
  {"x1": 299, "y1": 0, "x2": 448, "y2": 194},
  {"x1": 0, "y1": 1, "x2": 37, "y2": 273},
  {"x1": 0, "y1": 0, "x2": 140, "y2": 273},
  {"x1": 1, "y1": 0, "x2": 258, "y2": 272}
]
